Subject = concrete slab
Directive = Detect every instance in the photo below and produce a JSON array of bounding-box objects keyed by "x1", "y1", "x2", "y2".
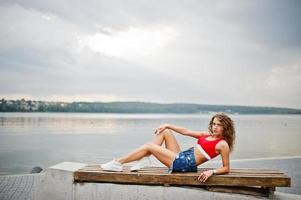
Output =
[
  {"x1": 34, "y1": 161, "x2": 88, "y2": 200},
  {"x1": 50, "y1": 162, "x2": 89, "y2": 172},
  {"x1": 29, "y1": 161, "x2": 301, "y2": 200},
  {"x1": 2, "y1": 157, "x2": 301, "y2": 200}
]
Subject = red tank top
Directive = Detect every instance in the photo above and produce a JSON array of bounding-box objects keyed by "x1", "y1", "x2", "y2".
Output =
[{"x1": 197, "y1": 135, "x2": 222, "y2": 159}]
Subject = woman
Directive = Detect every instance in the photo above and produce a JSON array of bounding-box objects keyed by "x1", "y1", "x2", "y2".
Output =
[{"x1": 101, "y1": 113, "x2": 235, "y2": 182}]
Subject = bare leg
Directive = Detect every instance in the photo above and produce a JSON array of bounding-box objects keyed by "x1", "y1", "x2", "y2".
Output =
[
  {"x1": 116, "y1": 129, "x2": 181, "y2": 167},
  {"x1": 152, "y1": 129, "x2": 181, "y2": 152},
  {"x1": 144, "y1": 129, "x2": 181, "y2": 156},
  {"x1": 117, "y1": 142, "x2": 176, "y2": 167}
]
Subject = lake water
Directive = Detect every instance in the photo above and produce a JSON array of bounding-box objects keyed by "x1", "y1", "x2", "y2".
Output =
[{"x1": 0, "y1": 112, "x2": 301, "y2": 175}]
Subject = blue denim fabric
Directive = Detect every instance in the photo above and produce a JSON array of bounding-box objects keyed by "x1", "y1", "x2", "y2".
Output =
[{"x1": 168, "y1": 147, "x2": 197, "y2": 173}]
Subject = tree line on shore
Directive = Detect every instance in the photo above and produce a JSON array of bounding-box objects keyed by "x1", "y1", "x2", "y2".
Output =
[{"x1": 1, "y1": 98, "x2": 301, "y2": 114}]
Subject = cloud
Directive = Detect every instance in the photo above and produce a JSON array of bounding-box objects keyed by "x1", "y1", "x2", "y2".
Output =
[
  {"x1": 77, "y1": 25, "x2": 178, "y2": 60},
  {"x1": 265, "y1": 61, "x2": 301, "y2": 89},
  {"x1": 211, "y1": 1, "x2": 301, "y2": 50},
  {"x1": 0, "y1": 1, "x2": 301, "y2": 108}
]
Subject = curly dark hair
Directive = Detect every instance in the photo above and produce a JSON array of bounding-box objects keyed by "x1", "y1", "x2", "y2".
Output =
[{"x1": 208, "y1": 113, "x2": 236, "y2": 152}]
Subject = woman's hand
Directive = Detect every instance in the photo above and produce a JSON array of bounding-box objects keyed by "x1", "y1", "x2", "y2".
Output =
[
  {"x1": 198, "y1": 170, "x2": 214, "y2": 182},
  {"x1": 154, "y1": 124, "x2": 169, "y2": 135}
]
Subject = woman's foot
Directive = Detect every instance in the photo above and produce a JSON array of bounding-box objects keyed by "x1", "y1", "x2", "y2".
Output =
[{"x1": 101, "y1": 159, "x2": 123, "y2": 172}]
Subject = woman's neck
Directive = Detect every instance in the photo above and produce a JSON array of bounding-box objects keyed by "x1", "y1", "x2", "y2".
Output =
[{"x1": 211, "y1": 132, "x2": 223, "y2": 139}]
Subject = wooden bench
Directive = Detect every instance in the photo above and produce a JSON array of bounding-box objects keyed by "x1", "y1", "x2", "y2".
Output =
[{"x1": 74, "y1": 165, "x2": 291, "y2": 198}]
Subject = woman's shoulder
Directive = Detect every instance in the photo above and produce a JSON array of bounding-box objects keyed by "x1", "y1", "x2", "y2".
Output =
[
  {"x1": 202, "y1": 132, "x2": 211, "y2": 137},
  {"x1": 195, "y1": 131, "x2": 210, "y2": 138},
  {"x1": 216, "y1": 140, "x2": 230, "y2": 151}
]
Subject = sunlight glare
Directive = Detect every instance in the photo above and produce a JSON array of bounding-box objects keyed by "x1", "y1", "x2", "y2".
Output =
[{"x1": 77, "y1": 25, "x2": 177, "y2": 59}]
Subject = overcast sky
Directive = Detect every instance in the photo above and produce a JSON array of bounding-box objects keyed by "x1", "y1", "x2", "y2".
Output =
[{"x1": 0, "y1": 1, "x2": 300, "y2": 109}]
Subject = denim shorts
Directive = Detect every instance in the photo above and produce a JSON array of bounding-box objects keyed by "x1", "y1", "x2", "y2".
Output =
[{"x1": 168, "y1": 147, "x2": 197, "y2": 173}]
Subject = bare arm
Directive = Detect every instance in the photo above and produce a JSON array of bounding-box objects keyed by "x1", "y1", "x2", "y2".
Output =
[
  {"x1": 215, "y1": 141, "x2": 230, "y2": 174},
  {"x1": 198, "y1": 141, "x2": 230, "y2": 182},
  {"x1": 154, "y1": 124, "x2": 207, "y2": 138}
]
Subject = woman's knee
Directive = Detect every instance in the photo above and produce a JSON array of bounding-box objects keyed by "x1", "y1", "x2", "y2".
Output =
[
  {"x1": 162, "y1": 129, "x2": 173, "y2": 137},
  {"x1": 142, "y1": 142, "x2": 152, "y2": 149},
  {"x1": 144, "y1": 142, "x2": 158, "y2": 151}
]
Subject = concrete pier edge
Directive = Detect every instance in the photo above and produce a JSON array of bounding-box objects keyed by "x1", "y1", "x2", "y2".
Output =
[{"x1": 31, "y1": 161, "x2": 301, "y2": 200}]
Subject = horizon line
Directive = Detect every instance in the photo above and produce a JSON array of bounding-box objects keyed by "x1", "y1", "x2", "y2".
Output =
[{"x1": 1, "y1": 97, "x2": 301, "y2": 110}]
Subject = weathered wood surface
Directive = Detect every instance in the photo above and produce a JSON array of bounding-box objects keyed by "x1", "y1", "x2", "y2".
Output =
[{"x1": 74, "y1": 165, "x2": 291, "y2": 188}]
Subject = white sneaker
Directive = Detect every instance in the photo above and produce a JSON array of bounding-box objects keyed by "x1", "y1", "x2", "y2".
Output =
[
  {"x1": 101, "y1": 160, "x2": 123, "y2": 172},
  {"x1": 130, "y1": 156, "x2": 152, "y2": 172}
]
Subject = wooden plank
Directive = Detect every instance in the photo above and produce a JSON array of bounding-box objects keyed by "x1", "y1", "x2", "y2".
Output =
[
  {"x1": 77, "y1": 166, "x2": 289, "y2": 178},
  {"x1": 79, "y1": 166, "x2": 283, "y2": 176},
  {"x1": 78, "y1": 165, "x2": 289, "y2": 173},
  {"x1": 74, "y1": 166, "x2": 291, "y2": 187},
  {"x1": 79, "y1": 166, "x2": 284, "y2": 174},
  {"x1": 83, "y1": 165, "x2": 283, "y2": 172},
  {"x1": 76, "y1": 170, "x2": 288, "y2": 178},
  {"x1": 74, "y1": 165, "x2": 289, "y2": 198}
]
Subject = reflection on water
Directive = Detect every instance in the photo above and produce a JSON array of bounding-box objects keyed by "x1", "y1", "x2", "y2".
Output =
[
  {"x1": 0, "y1": 113, "x2": 208, "y2": 135},
  {"x1": 0, "y1": 115, "x2": 121, "y2": 135},
  {"x1": 0, "y1": 113, "x2": 300, "y2": 175}
]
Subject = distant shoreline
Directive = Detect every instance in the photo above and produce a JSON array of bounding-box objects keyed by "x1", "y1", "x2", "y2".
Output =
[
  {"x1": 1, "y1": 112, "x2": 301, "y2": 116},
  {"x1": 1, "y1": 99, "x2": 301, "y2": 114}
]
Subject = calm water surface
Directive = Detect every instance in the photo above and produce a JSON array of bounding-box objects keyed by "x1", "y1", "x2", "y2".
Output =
[{"x1": 0, "y1": 112, "x2": 300, "y2": 175}]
